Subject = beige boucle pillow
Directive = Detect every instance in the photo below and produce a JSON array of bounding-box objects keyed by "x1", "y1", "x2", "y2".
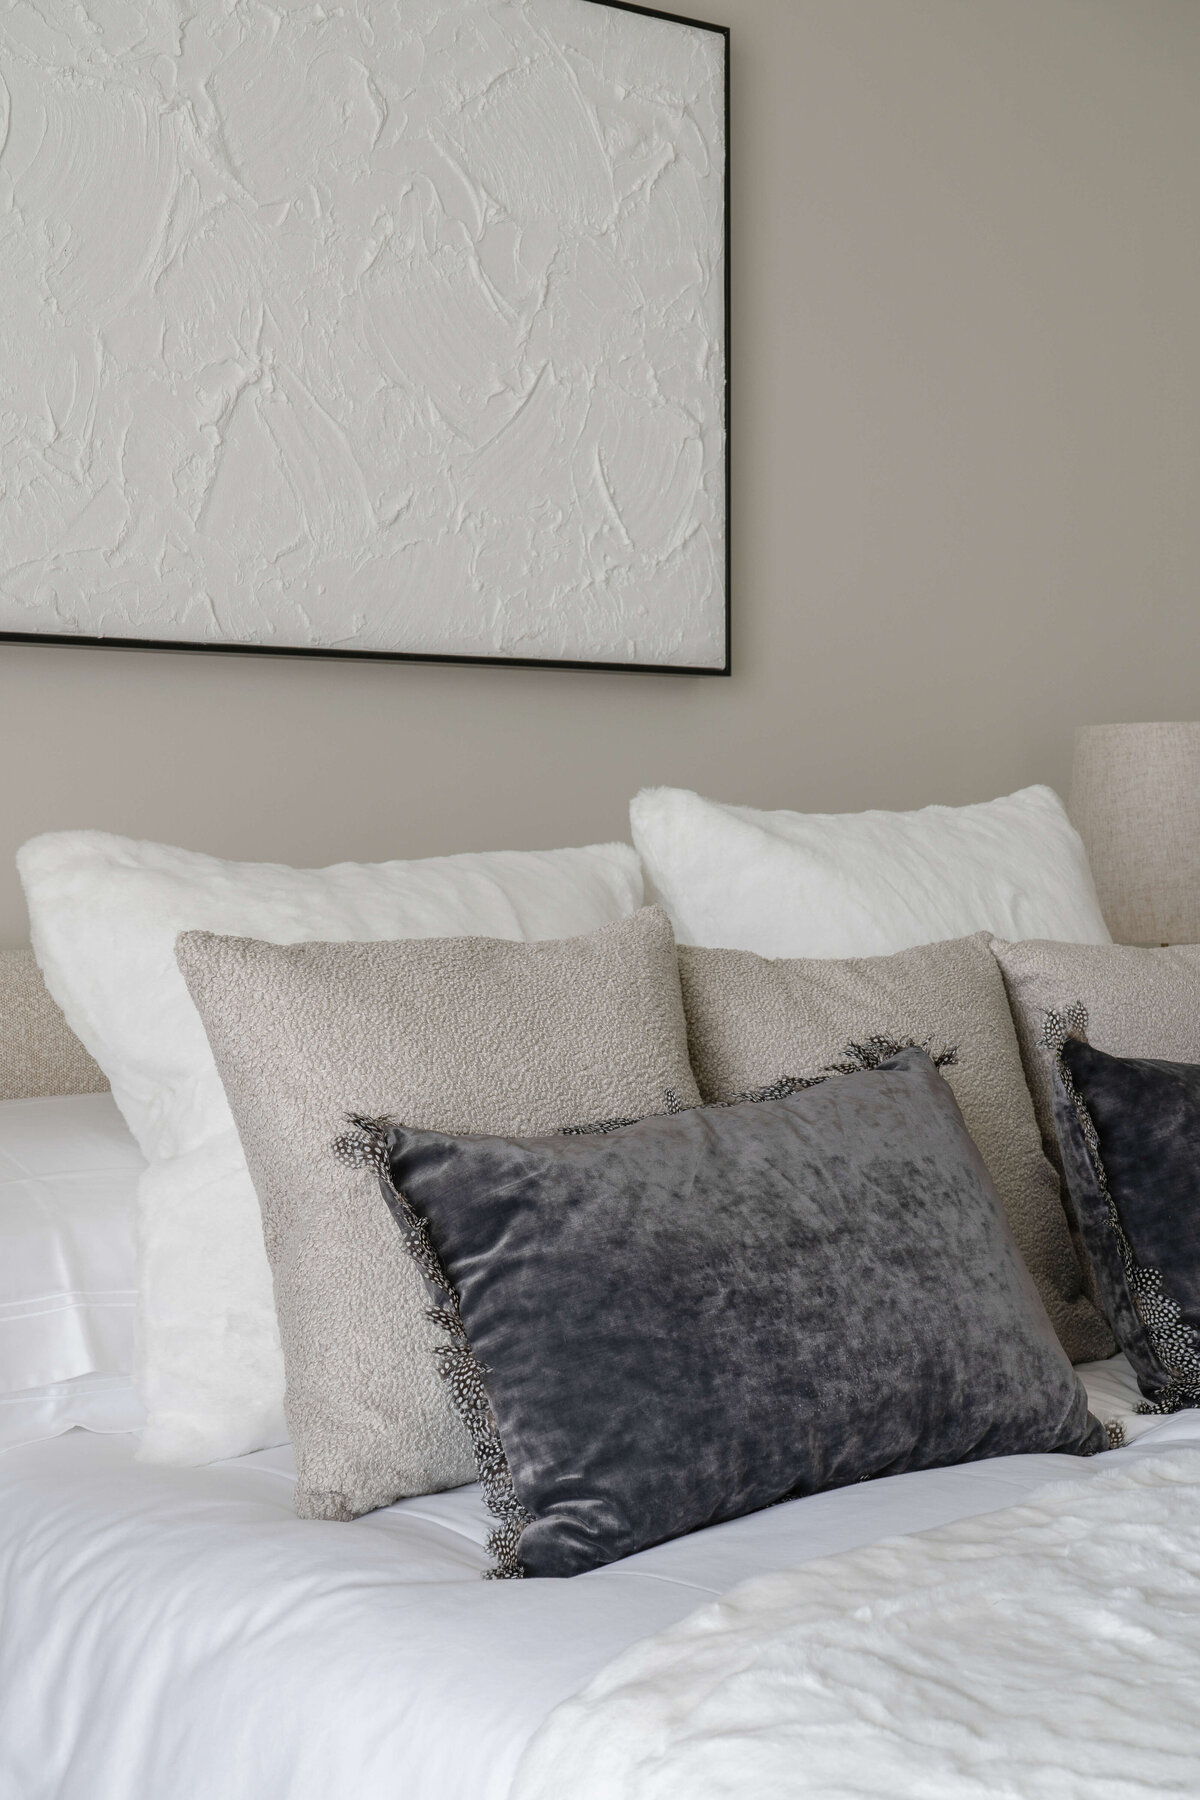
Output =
[
  {"x1": 176, "y1": 906, "x2": 699, "y2": 1520},
  {"x1": 0, "y1": 949, "x2": 107, "y2": 1100},
  {"x1": 677, "y1": 932, "x2": 1114, "y2": 1365}
]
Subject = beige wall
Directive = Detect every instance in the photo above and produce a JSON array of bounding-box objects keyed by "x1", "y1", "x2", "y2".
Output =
[{"x1": 2, "y1": 0, "x2": 1198, "y2": 946}]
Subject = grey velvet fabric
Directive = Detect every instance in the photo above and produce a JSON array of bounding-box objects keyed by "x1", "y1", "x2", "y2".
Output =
[
  {"x1": 1054, "y1": 1035, "x2": 1200, "y2": 1411},
  {"x1": 679, "y1": 934, "x2": 1111, "y2": 1363},
  {"x1": 384, "y1": 1048, "x2": 1104, "y2": 1579}
]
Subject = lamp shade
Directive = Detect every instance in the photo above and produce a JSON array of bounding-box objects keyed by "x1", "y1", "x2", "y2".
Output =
[{"x1": 1069, "y1": 723, "x2": 1200, "y2": 945}]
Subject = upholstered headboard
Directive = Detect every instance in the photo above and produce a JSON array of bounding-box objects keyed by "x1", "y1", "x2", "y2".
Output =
[{"x1": 0, "y1": 949, "x2": 107, "y2": 1100}]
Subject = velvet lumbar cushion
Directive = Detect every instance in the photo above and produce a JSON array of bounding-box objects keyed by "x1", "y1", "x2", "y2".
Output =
[
  {"x1": 341, "y1": 1046, "x2": 1105, "y2": 1579},
  {"x1": 677, "y1": 933, "x2": 1113, "y2": 1364},
  {"x1": 176, "y1": 907, "x2": 699, "y2": 1518},
  {"x1": 1047, "y1": 1008, "x2": 1200, "y2": 1416}
]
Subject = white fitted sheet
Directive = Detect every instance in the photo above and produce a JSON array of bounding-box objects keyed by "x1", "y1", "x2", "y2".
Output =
[{"x1": 0, "y1": 1362, "x2": 1191, "y2": 1800}]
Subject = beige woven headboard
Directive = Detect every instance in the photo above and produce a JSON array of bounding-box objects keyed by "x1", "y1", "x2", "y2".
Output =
[{"x1": 0, "y1": 949, "x2": 108, "y2": 1100}]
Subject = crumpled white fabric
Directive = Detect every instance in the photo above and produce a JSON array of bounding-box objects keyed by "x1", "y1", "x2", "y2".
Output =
[{"x1": 514, "y1": 1445, "x2": 1200, "y2": 1800}]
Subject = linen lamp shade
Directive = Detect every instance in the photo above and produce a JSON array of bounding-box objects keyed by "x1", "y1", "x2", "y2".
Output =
[{"x1": 1069, "y1": 723, "x2": 1200, "y2": 945}]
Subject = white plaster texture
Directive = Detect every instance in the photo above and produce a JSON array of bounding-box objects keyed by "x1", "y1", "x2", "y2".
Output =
[{"x1": 0, "y1": 0, "x2": 726, "y2": 667}]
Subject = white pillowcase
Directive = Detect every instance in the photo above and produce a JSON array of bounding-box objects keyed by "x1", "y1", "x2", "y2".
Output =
[
  {"x1": 18, "y1": 831, "x2": 644, "y2": 1467},
  {"x1": 0, "y1": 1092, "x2": 145, "y2": 1451},
  {"x1": 1, "y1": 1374, "x2": 144, "y2": 1454},
  {"x1": 630, "y1": 785, "x2": 1112, "y2": 958}
]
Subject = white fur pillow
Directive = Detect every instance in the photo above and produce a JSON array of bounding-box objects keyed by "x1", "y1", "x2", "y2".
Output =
[
  {"x1": 17, "y1": 831, "x2": 644, "y2": 1466},
  {"x1": 630, "y1": 785, "x2": 1111, "y2": 959}
]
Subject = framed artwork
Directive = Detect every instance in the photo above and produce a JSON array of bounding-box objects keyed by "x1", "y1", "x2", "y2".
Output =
[{"x1": 0, "y1": 0, "x2": 729, "y2": 673}]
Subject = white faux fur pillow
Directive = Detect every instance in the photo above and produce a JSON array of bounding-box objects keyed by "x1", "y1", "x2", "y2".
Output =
[
  {"x1": 17, "y1": 831, "x2": 644, "y2": 1465},
  {"x1": 630, "y1": 785, "x2": 1112, "y2": 959}
]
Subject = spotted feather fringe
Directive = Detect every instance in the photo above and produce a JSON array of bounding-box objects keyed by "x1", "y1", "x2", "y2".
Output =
[
  {"x1": 332, "y1": 1115, "x2": 533, "y2": 1579},
  {"x1": 1042, "y1": 1004, "x2": 1200, "y2": 1417},
  {"x1": 825, "y1": 1036, "x2": 959, "y2": 1078},
  {"x1": 560, "y1": 1088, "x2": 693, "y2": 1136},
  {"x1": 563, "y1": 1038, "x2": 959, "y2": 1135}
]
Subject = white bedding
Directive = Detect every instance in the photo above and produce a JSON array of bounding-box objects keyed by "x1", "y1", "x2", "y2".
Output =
[
  {"x1": 0, "y1": 1092, "x2": 145, "y2": 1452},
  {"x1": 515, "y1": 1431, "x2": 1200, "y2": 1800},
  {"x1": 0, "y1": 1361, "x2": 1190, "y2": 1800}
]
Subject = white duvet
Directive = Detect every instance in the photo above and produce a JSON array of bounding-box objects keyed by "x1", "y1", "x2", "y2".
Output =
[
  {"x1": 515, "y1": 1443, "x2": 1200, "y2": 1800},
  {"x1": 0, "y1": 1366, "x2": 1194, "y2": 1800}
]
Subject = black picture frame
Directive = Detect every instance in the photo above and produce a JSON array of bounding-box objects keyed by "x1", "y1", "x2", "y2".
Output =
[{"x1": 0, "y1": 0, "x2": 730, "y2": 678}]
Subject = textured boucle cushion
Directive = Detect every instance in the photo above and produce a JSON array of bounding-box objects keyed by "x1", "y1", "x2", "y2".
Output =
[
  {"x1": 176, "y1": 907, "x2": 700, "y2": 1519},
  {"x1": 1048, "y1": 1012, "x2": 1200, "y2": 1416},
  {"x1": 677, "y1": 933, "x2": 1113, "y2": 1364},
  {"x1": 0, "y1": 950, "x2": 106, "y2": 1101},
  {"x1": 346, "y1": 1047, "x2": 1105, "y2": 1580}
]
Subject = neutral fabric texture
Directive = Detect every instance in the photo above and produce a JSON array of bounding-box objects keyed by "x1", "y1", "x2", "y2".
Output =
[
  {"x1": 0, "y1": 1093, "x2": 142, "y2": 1395},
  {"x1": 990, "y1": 937, "x2": 1200, "y2": 1186},
  {"x1": 1051, "y1": 1030, "x2": 1200, "y2": 1414},
  {"x1": 376, "y1": 1047, "x2": 1102, "y2": 1579},
  {"x1": 1070, "y1": 722, "x2": 1200, "y2": 945},
  {"x1": 177, "y1": 907, "x2": 698, "y2": 1517},
  {"x1": 630, "y1": 784, "x2": 1112, "y2": 958},
  {"x1": 0, "y1": 950, "x2": 106, "y2": 1101},
  {"x1": 0, "y1": 1398, "x2": 1175, "y2": 1800},
  {"x1": 678, "y1": 933, "x2": 1113, "y2": 1363},
  {"x1": 17, "y1": 829, "x2": 644, "y2": 1466},
  {"x1": 513, "y1": 1448, "x2": 1200, "y2": 1800}
]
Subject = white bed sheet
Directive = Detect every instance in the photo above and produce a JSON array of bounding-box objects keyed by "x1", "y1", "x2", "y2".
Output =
[{"x1": 0, "y1": 1365, "x2": 1191, "y2": 1800}]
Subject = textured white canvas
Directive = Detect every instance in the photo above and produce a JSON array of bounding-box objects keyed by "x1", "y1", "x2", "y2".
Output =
[
  {"x1": 630, "y1": 785, "x2": 1113, "y2": 958},
  {"x1": 0, "y1": 1, "x2": 727, "y2": 668},
  {"x1": 17, "y1": 830, "x2": 644, "y2": 1464}
]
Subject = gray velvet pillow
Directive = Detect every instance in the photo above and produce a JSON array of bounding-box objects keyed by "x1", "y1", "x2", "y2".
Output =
[
  {"x1": 176, "y1": 907, "x2": 700, "y2": 1520},
  {"x1": 678, "y1": 934, "x2": 1112, "y2": 1363},
  {"x1": 1047, "y1": 1005, "x2": 1200, "y2": 1416},
  {"x1": 338, "y1": 1047, "x2": 1105, "y2": 1580}
]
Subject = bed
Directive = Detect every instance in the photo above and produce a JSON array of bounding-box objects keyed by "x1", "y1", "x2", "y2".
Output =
[
  {"x1": 0, "y1": 1356, "x2": 1180, "y2": 1800},
  {"x1": 6, "y1": 816, "x2": 1200, "y2": 1799}
]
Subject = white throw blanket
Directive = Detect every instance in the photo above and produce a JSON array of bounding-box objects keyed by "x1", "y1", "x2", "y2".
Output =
[{"x1": 512, "y1": 1447, "x2": 1200, "y2": 1799}]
